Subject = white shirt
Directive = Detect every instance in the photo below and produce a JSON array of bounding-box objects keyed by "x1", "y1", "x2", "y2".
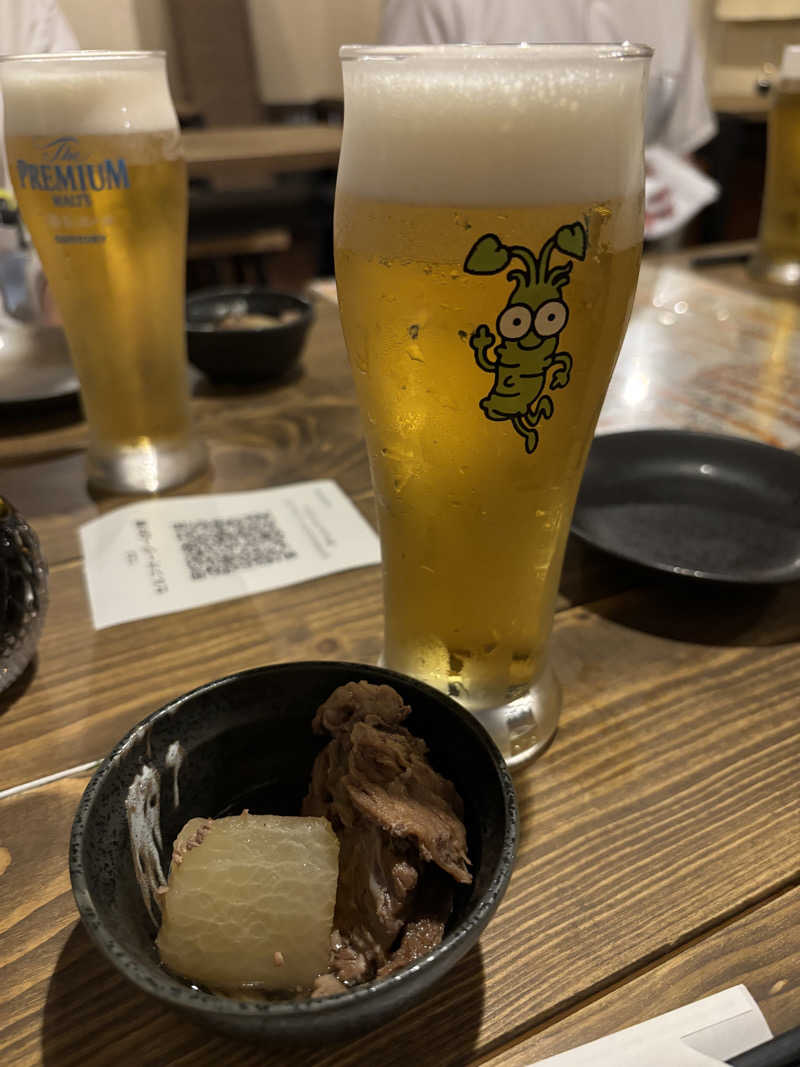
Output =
[
  {"x1": 0, "y1": 0, "x2": 78, "y2": 262},
  {"x1": 0, "y1": 0, "x2": 77, "y2": 57},
  {"x1": 380, "y1": 0, "x2": 717, "y2": 156},
  {"x1": 0, "y1": 0, "x2": 78, "y2": 192}
]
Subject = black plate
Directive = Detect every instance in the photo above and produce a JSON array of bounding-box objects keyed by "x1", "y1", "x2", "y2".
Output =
[{"x1": 571, "y1": 430, "x2": 800, "y2": 585}]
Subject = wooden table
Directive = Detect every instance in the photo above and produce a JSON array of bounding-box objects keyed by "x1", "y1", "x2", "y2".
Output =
[
  {"x1": 181, "y1": 124, "x2": 342, "y2": 183},
  {"x1": 1, "y1": 252, "x2": 798, "y2": 1066},
  {"x1": 712, "y1": 94, "x2": 770, "y2": 121}
]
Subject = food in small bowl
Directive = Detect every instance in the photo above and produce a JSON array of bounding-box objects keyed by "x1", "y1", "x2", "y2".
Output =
[
  {"x1": 186, "y1": 287, "x2": 314, "y2": 384},
  {"x1": 155, "y1": 680, "x2": 473, "y2": 998},
  {"x1": 69, "y1": 662, "x2": 517, "y2": 1044},
  {"x1": 156, "y1": 811, "x2": 341, "y2": 994}
]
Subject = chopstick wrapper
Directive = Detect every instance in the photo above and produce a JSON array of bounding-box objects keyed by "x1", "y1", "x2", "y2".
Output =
[
  {"x1": 79, "y1": 480, "x2": 380, "y2": 629},
  {"x1": 528, "y1": 986, "x2": 772, "y2": 1067}
]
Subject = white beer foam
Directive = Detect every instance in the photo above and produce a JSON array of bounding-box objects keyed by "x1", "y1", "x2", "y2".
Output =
[
  {"x1": 338, "y1": 46, "x2": 649, "y2": 205},
  {"x1": 1, "y1": 54, "x2": 177, "y2": 136}
]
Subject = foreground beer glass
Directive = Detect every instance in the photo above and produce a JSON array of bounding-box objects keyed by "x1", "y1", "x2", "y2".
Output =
[
  {"x1": 1, "y1": 52, "x2": 206, "y2": 494},
  {"x1": 335, "y1": 45, "x2": 651, "y2": 766}
]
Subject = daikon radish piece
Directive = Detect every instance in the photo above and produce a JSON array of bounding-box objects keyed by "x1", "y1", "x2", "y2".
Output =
[{"x1": 156, "y1": 812, "x2": 339, "y2": 992}]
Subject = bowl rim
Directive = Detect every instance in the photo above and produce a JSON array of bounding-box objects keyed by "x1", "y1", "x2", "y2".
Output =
[
  {"x1": 185, "y1": 286, "x2": 314, "y2": 335},
  {"x1": 69, "y1": 659, "x2": 518, "y2": 1020}
]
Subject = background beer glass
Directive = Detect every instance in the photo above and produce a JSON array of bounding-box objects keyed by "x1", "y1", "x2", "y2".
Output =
[
  {"x1": 750, "y1": 45, "x2": 800, "y2": 286},
  {"x1": 334, "y1": 44, "x2": 651, "y2": 766},
  {"x1": 1, "y1": 52, "x2": 206, "y2": 494}
]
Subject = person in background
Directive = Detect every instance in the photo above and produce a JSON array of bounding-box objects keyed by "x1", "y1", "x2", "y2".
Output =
[
  {"x1": 0, "y1": 0, "x2": 78, "y2": 187},
  {"x1": 380, "y1": 0, "x2": 719, "y2": 243},
  {"x1": 0, "y1": 0, "x2": 78, "y2": 319},
  {"x1": 0, "y1": 0, "x2": 77, "y2": 55}
]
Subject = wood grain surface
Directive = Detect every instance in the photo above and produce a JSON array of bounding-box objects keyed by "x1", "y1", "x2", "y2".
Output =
[
  {"x1": 487, "y1": 887, "x2": 800, "y2": 1066},
  {"x1": 1, "y1": 255, "x2": 799, "y2": 1066},
  {"x1": 1, "y1": 590, "x2": 798, "y2": 1064},
  {"x1": 0, "y1": 559, "x2": 382, "y2": 789}
]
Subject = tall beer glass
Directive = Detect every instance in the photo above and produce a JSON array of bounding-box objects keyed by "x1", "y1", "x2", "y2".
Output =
[
  {"x1": 750, "y1": 46, "x2": 800, "y2": 285},
  {"x1": 1, "y1": 52, "x2": 206, "y2": 494},
  {"x1": 334, "y1": 45, "x2": 651, "y2": 766}
]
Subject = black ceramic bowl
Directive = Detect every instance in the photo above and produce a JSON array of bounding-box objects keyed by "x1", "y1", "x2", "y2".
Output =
[
  {"x1": 186, "y1": 287, "x2": 314, "y2": 384},
  {"x1": 69, "y1": 661, "x2": 517, "y2": 1045}
]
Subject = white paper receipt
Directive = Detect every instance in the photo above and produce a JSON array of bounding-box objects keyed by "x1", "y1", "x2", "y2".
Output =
[{"x1": 79, "y1": 480, "x2": 381, "y2": 630}]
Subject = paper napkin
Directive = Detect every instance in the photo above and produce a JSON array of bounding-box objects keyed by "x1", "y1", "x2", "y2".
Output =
[{"x1": 529, "y1": 986, "x2": 772, "y2": 1066}]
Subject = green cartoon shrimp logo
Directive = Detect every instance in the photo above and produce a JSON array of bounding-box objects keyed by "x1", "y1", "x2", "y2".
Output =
[{"x1": 464, "y1": 222, "x2": 587, "y2": 453}]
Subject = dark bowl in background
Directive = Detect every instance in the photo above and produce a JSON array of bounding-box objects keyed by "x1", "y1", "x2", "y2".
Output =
[
  {"x1": 186, "y1": 287, "x2": 314, "y2": 384},
  {"x1": 69, "y1": 661, "x2": 517, "y2": 1046}
]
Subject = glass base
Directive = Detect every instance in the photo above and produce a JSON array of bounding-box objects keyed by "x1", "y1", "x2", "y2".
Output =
[
  {"x1": 87, "y1": 435, "x2": 208, "y2": 495},
  {"x1": 748, "y1": 253, "x2": 800, "y2": 287},
  {"x1": 467, "y1": 660, "x2": 561, "y2": 769},
  {"x1": 380, "y1": 652, "x2": 561, "y2": 769}
]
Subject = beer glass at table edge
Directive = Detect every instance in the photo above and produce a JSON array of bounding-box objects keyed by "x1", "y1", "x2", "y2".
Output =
[
  {"x1": 0, "y1": 51, "x2": 206, "y2": 494},
  {"x1": 750, "y1": 45, "x2": 800, "y2": 286},
  {"x1": 334, "y1": 44, "x2": 651, "y2": 767}
]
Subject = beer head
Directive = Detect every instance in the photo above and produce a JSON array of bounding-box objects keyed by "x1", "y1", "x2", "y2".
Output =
[
  {"x1": 0, "y1": 52, "x2": 177, "y2": 137},
  {"x1": 337, "y1": 43, "x2": 651, "y2": 207}
]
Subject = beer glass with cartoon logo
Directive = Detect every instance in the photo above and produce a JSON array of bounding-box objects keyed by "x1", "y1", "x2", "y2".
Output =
[{"x1": 334, "y1": 44, "x2": 651, "y2": 765}]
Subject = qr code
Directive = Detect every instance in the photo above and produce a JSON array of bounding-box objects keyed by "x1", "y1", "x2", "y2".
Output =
[{"x1": 173, "y1": 512, "x2": 298, "y2": 580}]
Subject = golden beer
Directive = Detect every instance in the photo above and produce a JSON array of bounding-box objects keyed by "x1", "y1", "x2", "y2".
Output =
[
  {"x1": 1, "y1": 53, "x2": 205, "y2": 493},
  {"x1": 335, "y1": 45, "x2": 650, "y2": 764},
  {"x1": 751, "y1": 51, "x2": 800, "y2": 284},
  {"x1": 337, "y1": 197, "x2": 640, "y2": 708}
]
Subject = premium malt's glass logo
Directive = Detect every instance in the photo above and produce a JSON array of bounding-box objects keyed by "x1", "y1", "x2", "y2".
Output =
[
  {"x1": 15, "y1": 136, "x2": 129, "y2": 201},
  {"x1": 464, "y1": 222, "x2": 587, "y2": 454},
  {"x1": 43, "y1": 137, "x2": 82, "y2": 162}
]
